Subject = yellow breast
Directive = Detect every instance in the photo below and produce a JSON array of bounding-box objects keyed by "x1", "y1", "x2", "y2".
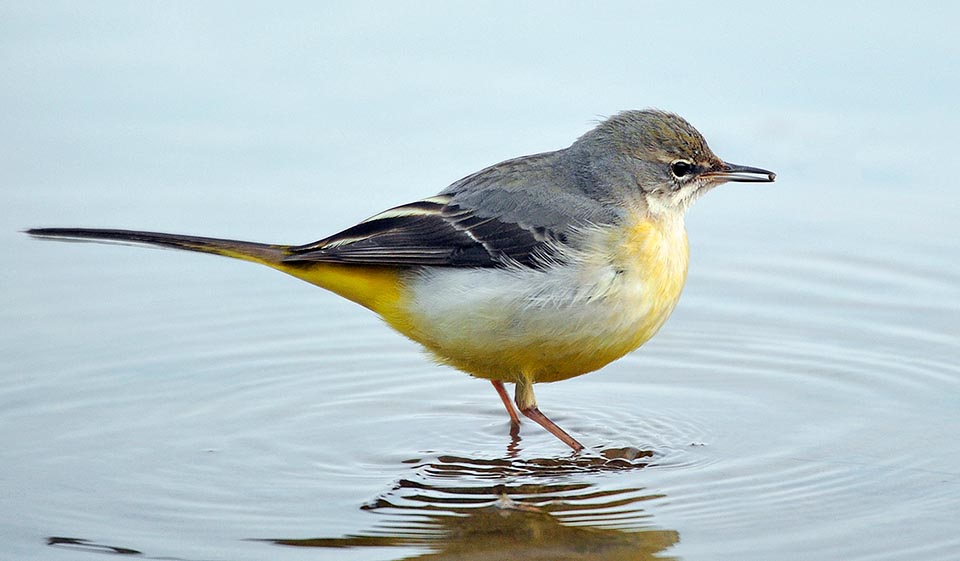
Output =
[
  {"x1": 525, "y1": 213, "x2": 689, "y2": 382},
  {"x1": 392, "y1": 214, "x2": 690, "y2": 384},
  {"x1": 606, "y1": 214, "x2": 690, "y2": 358}
]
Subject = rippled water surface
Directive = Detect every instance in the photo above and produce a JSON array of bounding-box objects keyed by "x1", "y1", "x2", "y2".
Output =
[{"x1": 3, "y1": 3, "x2": 960, "y2": 561}]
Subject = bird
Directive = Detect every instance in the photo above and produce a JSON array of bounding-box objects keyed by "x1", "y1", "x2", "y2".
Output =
[{"x1": 27, "y1": 109, "x2": 775, "y2": 452}]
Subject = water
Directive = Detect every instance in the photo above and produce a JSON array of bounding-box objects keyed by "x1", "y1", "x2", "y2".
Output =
[{"x1": 3, "y1": 3, "x2": 959, "y2": 560}]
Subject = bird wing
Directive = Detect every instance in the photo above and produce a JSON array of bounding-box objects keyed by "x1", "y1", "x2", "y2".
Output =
[
  {"x1": 284, "y1": 150, "x2": 622, "y2": 268},
  {"x1": 283, "y1": 195, "x2": 560, "y2": 268}
]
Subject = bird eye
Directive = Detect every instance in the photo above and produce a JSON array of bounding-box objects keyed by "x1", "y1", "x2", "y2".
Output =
[{"x1": 670, "y1": 160, "x2": 694, "y2": 178}]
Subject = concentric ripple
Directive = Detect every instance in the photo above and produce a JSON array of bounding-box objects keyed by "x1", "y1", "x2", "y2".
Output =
[
  {"x1": 7, "y1": 228, "x2": 960, "y2": 561},
  {"x1": 266, "y1": 451, "x2": 679, "y2": 560}
]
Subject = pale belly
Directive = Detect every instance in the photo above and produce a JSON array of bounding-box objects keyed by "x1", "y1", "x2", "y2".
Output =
[{"x1": 391, "y1": 218, "x2": 690, "y2": 384}]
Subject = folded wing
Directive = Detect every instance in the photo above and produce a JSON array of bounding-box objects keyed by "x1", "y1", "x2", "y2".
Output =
[{"x1": 283, "y1": 195, "x2": 559, "y2": 268}]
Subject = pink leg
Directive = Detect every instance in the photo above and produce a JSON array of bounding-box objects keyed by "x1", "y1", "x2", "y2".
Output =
[
  {"x1": 520, "y1": 405, "x2": 585, "y2": 452},
  {"x1": 490, "y1": 381, "x2": 521, "y2": 425}
]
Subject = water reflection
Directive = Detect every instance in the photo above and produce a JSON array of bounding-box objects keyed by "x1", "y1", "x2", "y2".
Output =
[{"x1": 266, "y1": 448, "x2": 678, "y2": 560}]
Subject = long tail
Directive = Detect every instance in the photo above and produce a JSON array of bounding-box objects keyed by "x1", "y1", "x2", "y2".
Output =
[
  {"x1": 26, "y1": 227, "x2": 288, "y2": 266},
  {"x1": 25, "y1": 227, "x2": 405, "y2": 316}
]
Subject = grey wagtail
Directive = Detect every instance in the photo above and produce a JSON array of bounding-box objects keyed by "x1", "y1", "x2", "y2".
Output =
[{"x1": 28, "y1": 110, "x2": 775, "y2": 452}]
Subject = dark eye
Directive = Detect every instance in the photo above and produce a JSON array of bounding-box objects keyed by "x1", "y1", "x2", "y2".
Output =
[{"x1": 670, "y1": 160, "x2": 694, "y2": 178}]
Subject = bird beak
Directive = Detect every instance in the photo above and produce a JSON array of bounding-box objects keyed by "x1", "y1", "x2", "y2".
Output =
[{"x1": 704, "y1": 162, "x2": 776, "y2": 183}]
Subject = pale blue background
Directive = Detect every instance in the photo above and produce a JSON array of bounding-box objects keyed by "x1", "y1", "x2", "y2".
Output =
[{"x1": 3, "y1": 3, "x2": 959, "y2": 561}]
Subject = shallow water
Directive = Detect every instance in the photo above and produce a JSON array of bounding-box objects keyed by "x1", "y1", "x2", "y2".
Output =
[{"x1": 3, "y1": 3, "x2": 960, "y2": 561}]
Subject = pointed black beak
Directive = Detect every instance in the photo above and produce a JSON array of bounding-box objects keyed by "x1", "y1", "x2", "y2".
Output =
[{"x1": 705, "y1": 162, "x2": 776, "y2": 183}]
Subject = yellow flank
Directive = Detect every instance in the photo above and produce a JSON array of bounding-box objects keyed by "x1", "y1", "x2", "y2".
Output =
[
  {"x1": 172, "y1": 240, "x2": 410, "y2": 325},
  {"x1": 275, "y1": 262, "x2": 407, "y2": 318}
]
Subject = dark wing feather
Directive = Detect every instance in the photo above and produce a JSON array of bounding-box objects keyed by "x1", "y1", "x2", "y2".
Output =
[
  {"x1": 283, "y1": 196, "x2": 557, "y2": 268},
  {"x1": 283, "y1": 149, "x2": 620, "y2": 268}
]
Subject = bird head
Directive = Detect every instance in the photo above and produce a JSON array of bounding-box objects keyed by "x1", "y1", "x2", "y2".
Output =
[{"x1": 575, "y1": 110, "x2": 775, "y2": 217}]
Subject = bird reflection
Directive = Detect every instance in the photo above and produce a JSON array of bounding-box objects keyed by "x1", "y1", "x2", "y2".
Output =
[{"x1": 265, "y1": 447, "x2": 679, "y2": 560}]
